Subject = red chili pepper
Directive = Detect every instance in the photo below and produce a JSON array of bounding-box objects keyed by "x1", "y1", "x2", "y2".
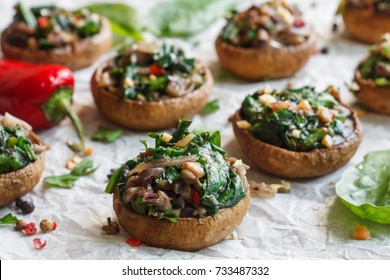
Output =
[
  {"x1": 191, "y1": 189, "x2": 201, "y2": 207},
  {"x1": 52, "y1": 222, "x2": 57, "y2": 231},
  {"x1": 0, "y1": 59, "x2": 85, "y2": 152},
  {"x1": 25, "y1": 222, "x2": 37, "y2": 235},
  {"x1": 33, "y1": 238, "x2": 47, "y2": 249},
  {"x1": 149, "y1": 65, "x2": 165, "y2": 76},
  {"x1": 332, "y1": 114, "x2": 336, "y2": 120},
  {"x1": 37, "y1": 17, "x2": 50, "y2": 28},
  {"x1": 125, "y1": 237, "x2": 142, "y2": 247}
]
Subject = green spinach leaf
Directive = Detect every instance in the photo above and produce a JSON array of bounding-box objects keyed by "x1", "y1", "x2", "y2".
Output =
[
  {"x1": 0, "y1": 213, "x2": 18, "y2": 225},
  {"x1": 336, "y1": 150, "x2": 390, "y2": 224},
  {"x1": 200, "y1": 99, "x2": 220, "y2": 115},
  {"x1": 147, "y1": 0, "x2": 237, "y2": 37},
  {"x1": 91, "y1": 126, "x2": 124, "y2": 143},
  {"x1": 44, "y1": 159, "x2": 98, "y2": 189}
]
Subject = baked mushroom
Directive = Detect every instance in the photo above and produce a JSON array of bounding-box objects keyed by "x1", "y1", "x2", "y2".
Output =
[
  {"x1": 105, "y1": 120, "x2": 250, "y2": 251},
  {"x1": 91, "y1": 42, "x2": 213, "y2": 131},
  {"x1": 232, "y1": 86, "x2": 362, "y2": 178},
  {"x1": 0, "y1": 113, "x2": 48, "y2": 206},
  {"x1": 1, "y1": 3, "x2": 112, "y2": 70},
  {"x1": 215, "y1": 0, "x2": 316, "y2": 80},
  {"x1": 354, "y1": 33, "x2": 390, "y2": 114},
  {"x1": 339, "y1": 0, "x2": 390, "y2": 44}
]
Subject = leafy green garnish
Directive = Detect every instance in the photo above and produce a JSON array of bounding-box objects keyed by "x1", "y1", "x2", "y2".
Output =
[
  {"x1": 44, "y1": 158, "x2": 98, "y2": 189},
  {"x1": 161, "y1": 210, "x2": 178, "y2": 223},
  {"x1": 241, "y1": 86, "x2": 351, "y2": 152},
  {"x1": 91, "y1": 126, "x2": 124, "y2": 143},
  {"x1": 336, "y1": 150, "x2": 390, "y2": 224},
  {"x1": 147, "y1": 0, "x2": 237, "y2": 37},
  {"x1": 84, "y1": 3, "x2": 143, "y2": 46},
  {"x1": 0, "y1": 125, "x2": 38, "y2": 175},
  {"x1": 200, "y1": 99, "x2": 220, "y2": 115},
  {"x1": 0, "y1": 213, "x2": 18, "y2": 225}
]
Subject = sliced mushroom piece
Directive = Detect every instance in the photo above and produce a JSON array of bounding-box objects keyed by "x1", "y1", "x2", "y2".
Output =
[
  {"x1": 181, "y1": 169, "x2": 202, "y2": 189},
  {"x1": 137, "y1": 167, "x2": 165, "y2": 185},
  {"x1": 154, "y1": 191, "x2": 172, "y2": 211},
  {"x1": 123, "y1": 186, "x2": 142, "y2": 204},
  {"x1": 249, "y1": 180, "x2": 291, "y2": 198},
  {"x1": 375, "y1": 61, "x2": 390, "y2": 78},
  {"x1": 166, "y1": 75, "x2": 193, "y2": 97}
]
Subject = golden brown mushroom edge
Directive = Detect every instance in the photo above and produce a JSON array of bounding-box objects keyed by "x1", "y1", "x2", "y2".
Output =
[
  {"x1": 215, "y1": 34, "x2": 316, "y2": 81},
  {"x1": 215, "y1": 1, "x2": 316, "y2": 80},
  {"x1": 342, "y1": 4, "x2": 390, "y2": 45},
  {"x1": 113, "y1": 187, "x2": 250, "y2": 251},
  {"x1": 1, "y1": 17, "x2": 112, "y2": 71}
]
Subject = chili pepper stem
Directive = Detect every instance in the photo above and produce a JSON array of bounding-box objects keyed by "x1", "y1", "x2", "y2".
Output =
[
  {"x1": 62, "y1": 100, "x2": 85, "y2": 153},
  {"x1": 42, "y1": 88, "x2": 85, "y2": 153}
]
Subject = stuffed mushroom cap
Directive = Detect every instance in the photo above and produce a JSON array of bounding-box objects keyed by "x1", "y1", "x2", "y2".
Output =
[
  {"x1": 215, "y1": 0, "x2": 316, "y2": 80},
  {"x1": 0, "y1": 113, "x2": 48, "y2": 206},
  {"x1": 232, "y1": 86, "x2": 362, "y2": 178}
]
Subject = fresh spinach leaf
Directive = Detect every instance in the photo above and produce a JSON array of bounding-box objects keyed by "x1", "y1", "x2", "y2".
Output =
[
  {"x1": 44, "y1": 159, "x2": 98, "y2": 189},
  {"x1": 336, "y1": 150, "x2": 390, "y2": 224},
  {"x1": 44, "y1": 174, "x2": 80, "y2": 189},
  {"x1": 0, "y1": 213, "x2": 18, "y2": 225},
  {"x1": 147, "y1": 0, "x2": 237, "y2": 37},
  {"x1": 91, "y1": 126, "x2": 124, "y2": 143},
  {"x1": 84, "y1": 2, "x2": 143, "y2": 45},
  {"x1": 200, "y1": 99, "x2": 220, "y2": 115}
]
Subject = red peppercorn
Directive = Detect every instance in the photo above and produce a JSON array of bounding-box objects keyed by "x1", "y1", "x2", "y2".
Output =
[
  {"x1": 24, "y1": 222, "x2": 37, "y2": 235},
  {"x1": 293, "y1": 19, "x2": 305, "y2": 28}
]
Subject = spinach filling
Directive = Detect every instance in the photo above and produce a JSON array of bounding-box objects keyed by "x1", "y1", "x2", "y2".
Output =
[
  {"x1": 220, "y1": 1, "x2": 311, "y2": 48},
  {"x1": 0, "y1": 125, "x2": 38, "y2": 175},
  {"x1": 9, "y1": 3, "x2": 102, "y2": 49},
  {"x1": 105, "y1": 120, "x2": 247, "y2": 222},
  {"x1": 359, "y1": 34, "x2": 390, "y2": 86},
  {"x1": 240, "y1": 86, "x2": 353, "y2": 152},
  {"x1": 99, "y1": 43, "x2": 206, "y2": 101}
]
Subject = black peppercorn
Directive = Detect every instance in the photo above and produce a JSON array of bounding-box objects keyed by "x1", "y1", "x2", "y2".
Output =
[{"x1": 21, "y1": 201, "x2": 35, "y2": 214}]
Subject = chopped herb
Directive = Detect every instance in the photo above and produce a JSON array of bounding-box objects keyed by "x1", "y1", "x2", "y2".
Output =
[
  {"x1": 0, "y1": 213, "x2": 18, "y2": 225},
  {"x1": 91, "y1": 126, "x2": 124, "y2": 143},
  {"x1": 44, "y1": 158, "x2": 98, "y2": 188},
  {"x1": 200, "y1": 99, "x2": 220, "y2": 115},
  {"x1": 0, "y1": 125, "x2": 38, "y2": 175},
  {"x1": 241, "y1": 86, "x2": 353, "y2": 152}
]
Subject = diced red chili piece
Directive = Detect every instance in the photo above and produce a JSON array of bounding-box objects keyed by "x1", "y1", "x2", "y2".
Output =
[
  {"x1": 191, "y1": 189, "x2": 201, "y2": 206},
  {"x1": 149, "y1": 65, "x2": 165, "y2": 76},
  {"x1": 52, "y1": 222, "x2": 57, "y2": 231},
  {"x1": 37, "y1": 17, "x2": 50, "y2": 28},
  {"x1": 125, "y1": 237, "x2": 142, "y2": 247}
]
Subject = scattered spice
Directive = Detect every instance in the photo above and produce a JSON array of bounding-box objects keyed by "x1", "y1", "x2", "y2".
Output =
[
  {"x1": 125, "y1": 237, "x2": 142, "y2": 247},
  {"x1": 15, "y1": 199, "x2": 35, "y2": 214},
  {"x1": 102, "y1": 217, "x2": 120, "y2": 235},
  {"x1": 353, "y1": 225, "x2": 371, "y2": 240},
  {"x1": 225, "y1": 230, "x2": 238, "y2": 240},
  {"x1": 16, "y1": 219, "x2": 27, "y2": 230},
  {"x1": 83, "y1": 146, "x2": 94, "y2": 156},
  {"x1": 320, "y1": 47, "x2": 329, "y2": 54},
  {"x1": 33, "y1": 238, "x2": 47, "y2": 249},
  {"x1": 40, "y1": 219, "x2": 56, "y2": 233},
  {"x1": 249, "y1": 180, "x2": 291, "y2": 198},
  {"x1": 332, "y1": 22, "x2": 338, "y2": 32}
]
